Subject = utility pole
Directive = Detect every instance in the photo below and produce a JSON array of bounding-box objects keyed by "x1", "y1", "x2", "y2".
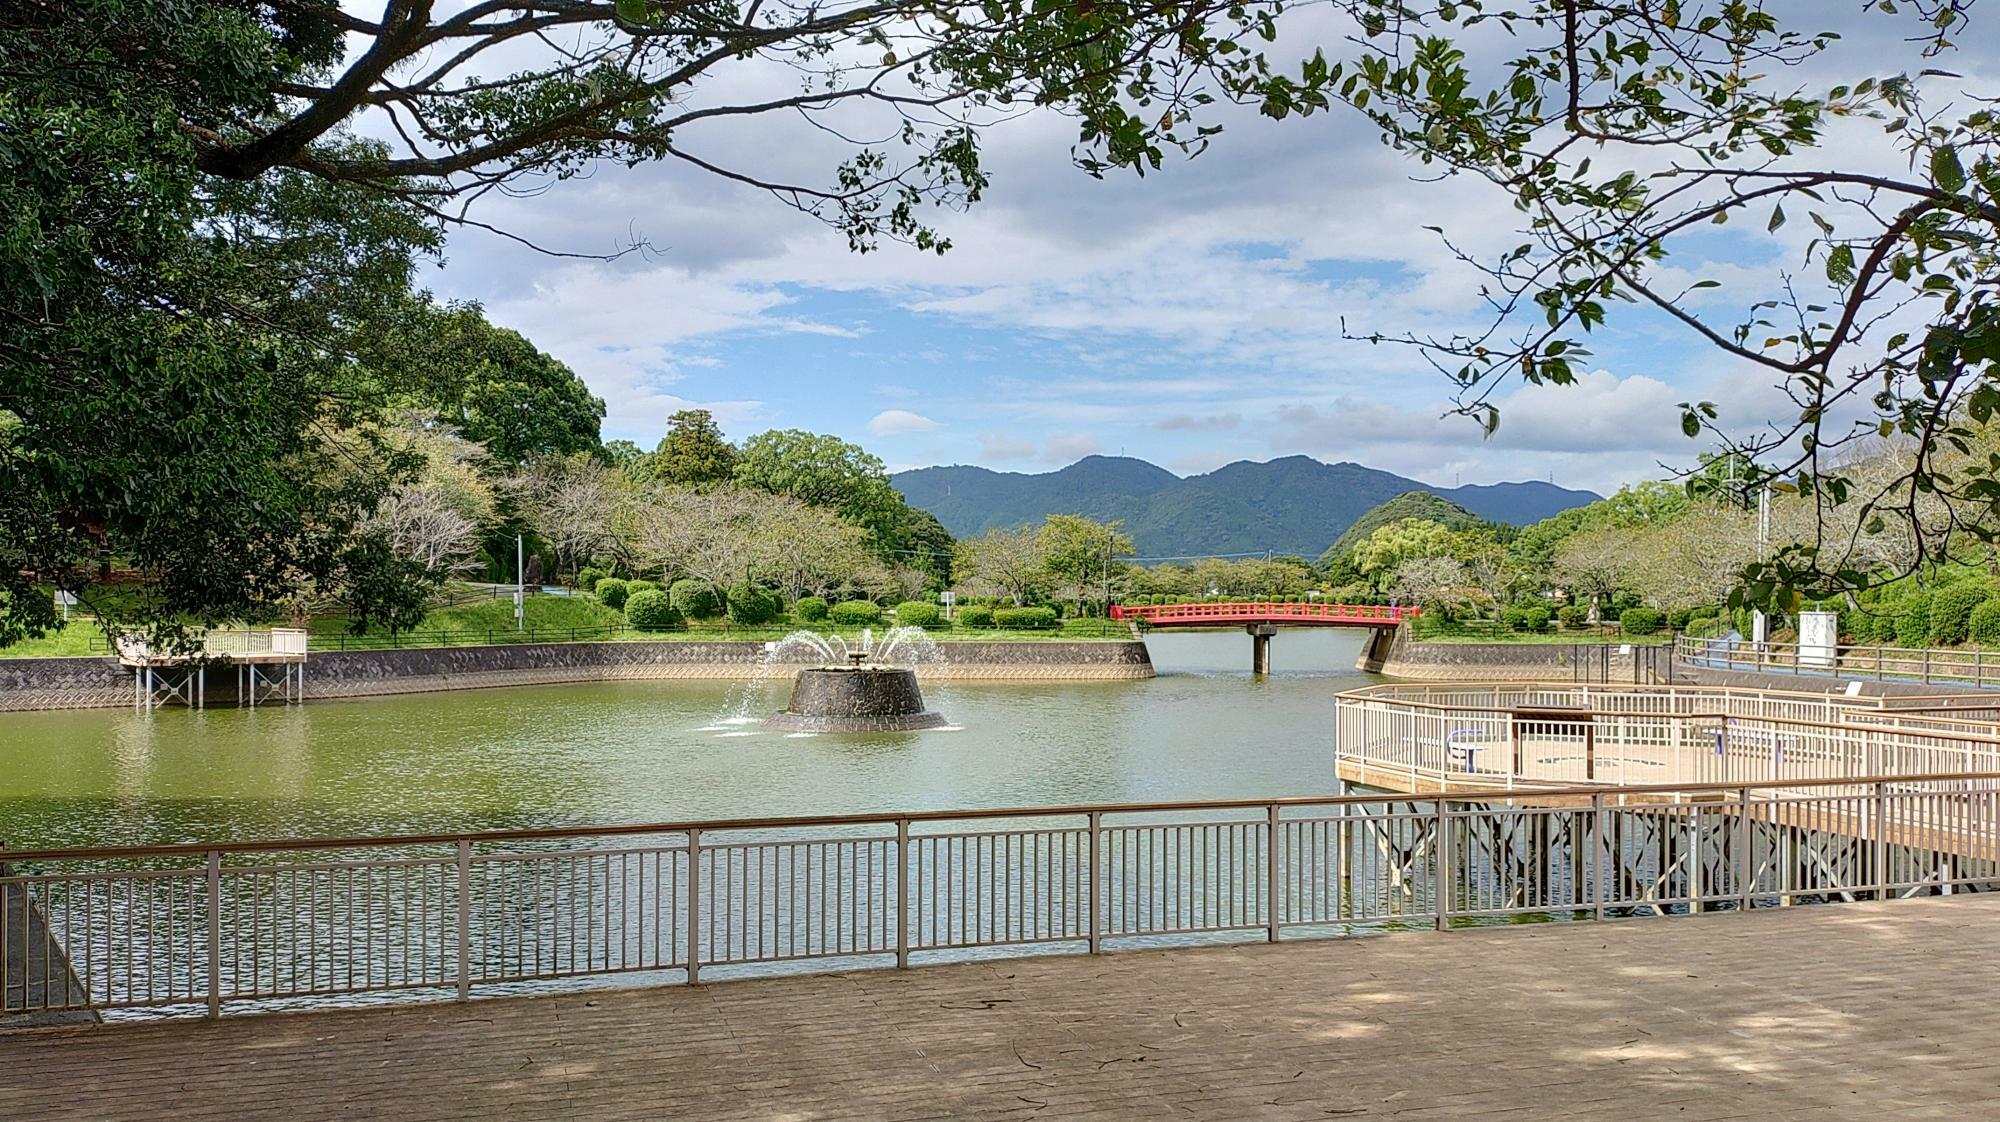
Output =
[
  {"x1": 1752, "y1": 484, "x2": 1770, "y2": 647},
  {"x1": 515, "y1": 534, "x2": 526, "y2": 632}
]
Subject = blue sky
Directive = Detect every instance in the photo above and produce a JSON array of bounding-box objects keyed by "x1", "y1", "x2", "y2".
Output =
[{"x1": 408, "y1": 4, "x2": 1978, "y2": 496}]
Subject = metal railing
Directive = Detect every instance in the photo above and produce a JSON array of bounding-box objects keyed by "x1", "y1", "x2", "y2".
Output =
[
  {"x1": 1110, "y1": 602, "x2": 1421, "y2": 625},
  {"x1": 1678, "y1": 634, "x2": 2000, "y2": 689},
  {"x1": 1335, "y1": 683, "x2": 2000, "y2": 794},
  {"x1": 5, "y1": 775, "x2": 1997, "y2": 1022}
]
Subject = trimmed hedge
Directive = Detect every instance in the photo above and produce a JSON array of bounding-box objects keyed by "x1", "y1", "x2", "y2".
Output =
[
  {"x1": 794, "y1": 596, "x2": 829, "y2": 623},
  {"x1": 1502, "y1": 604, "x2": 1551, "y2": 632},
  {"x1": 1929, "y1": 585, "x2": 1992, "y2": 647},
  {"x1": 1557, "y1": 605, "x2": 1589, "y2": 629},
  {"x1": 576, "y1": 566, "x2": 609, "y2": 593},
  {"x1": 669, "y1": 579, "x2": 720, "y2": 619},
  {"x1": 594, "y1": 578, "x2": 630, "y2": 609},
  {"x1": 828, "y1": 600, "x2": 883, "y2": 625},
  {"x1": 958, "y1": 605, "x2": 996, "y2": 628},
  {"x1": 1619, "y1": 607, "x2": 1666, "y2": 636},
  {"x1": 1970, "y1": 600, "x2": 2000, "y2": 646},
  {"x1": 624, "y1": 589, "x2": 682, "y2": 631},
  {"x1": 725, "y1": 583, "x2": 782, "y2": 626},
  {"x1": 1894, "y1": 601, "x2": 1932, "y2": 648},
  {"x1": 994, "y1": 606, "x2": 1059, "y2": 630},
  {"x1": 894, "y1": 601, "x2": 942, "y2": 627}
]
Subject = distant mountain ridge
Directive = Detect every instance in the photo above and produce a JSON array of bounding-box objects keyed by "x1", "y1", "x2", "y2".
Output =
[{"x1": 891, "y1": 455, "x2": 1599, "y2": 558}]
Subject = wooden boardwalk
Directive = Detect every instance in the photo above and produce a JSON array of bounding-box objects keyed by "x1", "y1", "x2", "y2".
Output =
[{"x1": 5, "y1": 896, "x2": 1998, "y2": 1120}]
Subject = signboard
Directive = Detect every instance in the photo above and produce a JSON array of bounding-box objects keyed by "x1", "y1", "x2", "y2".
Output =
[{"x1": 1799, "y1": 610, "x2": 1839, "y2": 668}]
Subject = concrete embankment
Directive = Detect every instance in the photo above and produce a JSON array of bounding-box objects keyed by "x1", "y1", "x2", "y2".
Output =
[
  {"x1": 0, "y1": 640, "x2": 1154, "y2": 712},
  {"x1": 1358, "y1": 624, "x2": 1653, "y2": 682}
]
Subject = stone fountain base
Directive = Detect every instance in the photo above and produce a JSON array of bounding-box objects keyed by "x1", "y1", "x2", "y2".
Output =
[{"x1": 762, "y1": 665, "x2": 948, "y2": 733}]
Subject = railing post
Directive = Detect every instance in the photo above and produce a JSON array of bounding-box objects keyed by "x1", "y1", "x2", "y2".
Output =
[
  {"x1": 686, "y1": 827, "x2": 702, "y2": 984},
  {"x1": 205, "y1": 849, "x2": 222, "y2": 1018},
  {"x1": 456, "y1": 839, "x2": 472, "y2": 1000},
  {"x1": 894, "y1": 819, "x2": 909, "y2": 968},
  {"x1": 1266, "y1": 804, "x2": 1282, "y2": 943},
  {"x1": 1736, "y1": 787, "x2": 1754, "y2": 913},
  {"x1": 1086, "y1": 811, "x2": 1102, "y2": 954},
  {"x1": 1873, "y1": 781, "x2": 1890, "y2": 902},
  {"x1": 1434, "y1": 799, "x2": 1452, "y2": 932},
  {"x1": 1589, "y1": 793, "x2": 1605, "y2": 922}
]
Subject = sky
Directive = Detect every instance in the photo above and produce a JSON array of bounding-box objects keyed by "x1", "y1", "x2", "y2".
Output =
[{"x1": 394, "y1": 3, "x2": 1988, "y2": 497}]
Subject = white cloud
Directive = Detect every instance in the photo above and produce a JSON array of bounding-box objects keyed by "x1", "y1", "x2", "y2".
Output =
[
  {"x1": 1043, "y1": 434, "x2": 1105, "y2": 464},
  {"x1": 867, "y1": 409, "x2": 940, "y2": 436},
  {"x1": 977, "y1": 434, "x2": 1038, "y2": 462}
]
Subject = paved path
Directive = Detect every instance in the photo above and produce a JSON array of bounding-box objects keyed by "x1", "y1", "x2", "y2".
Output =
[{"x1": 6, "y1": 896, "x2": 1999, "y2": 1121}]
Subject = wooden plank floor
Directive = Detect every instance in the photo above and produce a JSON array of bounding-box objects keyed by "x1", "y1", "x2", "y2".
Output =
[{"x1": 6, "y1": 896, "x2": 1999, "y2": 1121}]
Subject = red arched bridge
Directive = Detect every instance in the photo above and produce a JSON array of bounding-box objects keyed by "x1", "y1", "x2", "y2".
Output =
[{"x1": 1109, "y1": 602, "x2": 1421, "y2": 674}]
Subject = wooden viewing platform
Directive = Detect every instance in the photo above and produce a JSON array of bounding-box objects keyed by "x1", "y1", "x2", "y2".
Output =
[{"x1": 4, "y1": 894, "x2": 1997, "y2": 1120}]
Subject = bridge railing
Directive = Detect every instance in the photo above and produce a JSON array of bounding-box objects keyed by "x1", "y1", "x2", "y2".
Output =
[
  {"x1": 1110, "y1": 602, "x2": 1421, "y2": 623},
  {"x1": 1678, "y1": 634, "x2": 2000, "y2": 689},
  {"x1": 6, "y1": 773, "x2": 1999, "y2": 1023}
]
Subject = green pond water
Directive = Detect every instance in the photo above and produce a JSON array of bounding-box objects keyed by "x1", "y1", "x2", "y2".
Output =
[{"x1": 0, "y1": 631, "x2": 1376, "y2": 851}]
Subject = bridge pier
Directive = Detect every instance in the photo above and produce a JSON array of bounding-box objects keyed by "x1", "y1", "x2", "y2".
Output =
[{"x1": 1248, "y1": 624, "x2": 1277, "y2": 675}]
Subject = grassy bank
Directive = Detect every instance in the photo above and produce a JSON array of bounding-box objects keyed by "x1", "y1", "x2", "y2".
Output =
[{"x1": 1410, "y1": 618, "x2": 1672, "y2": 646}]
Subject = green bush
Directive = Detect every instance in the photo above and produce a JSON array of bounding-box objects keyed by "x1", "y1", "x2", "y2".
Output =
[
  {"x1": 1609, "y1": 590, "x2": 1641, "y2": 615},
  {"x1": 894, "y1": 600, "x2": 942, "y2": 627},
  {"x1": 594, "y1": 578, "x2": 630, "y2": 610},
  {"x1": 724, "y1": 583, "x2": 782, "y2": 626},
  {"x1": 994, "y1": 606, "x2": 1059, "y2": 630},
  {"x1": 828, "y1": 599, "x2": 883, "y2": 625},
  {"x1": 958, "y1": 605, "x2": 996, "y2": 628},
  {"x1": 1928, "y1": 585, "x2": 1991, "y2": 647},
  {"x1": 670, "y1": 579, "x2": 720, "y2": 619},
  {"x1": 1502, "y1": 604, "x2": 1551, "y2": 632},
  {"x1": 625, "y1": 579, "x2": 660, "y2": 595},
  {"x1": 576, "y1": 566, "x2": 609, "y2": 593},
  {"x1": 1894, "y1": 601, "x2": 1932, "y2": 648},
  {"x1": 1619, "y1": 607, "x2": 1666, "y2": 635},
  {"x1": 1667, "y1": 608, "x2": 1694, "y2": 632},
  {"x1": 624, "y1": 589, "x2": 682, "y2": 631},
  {"x1": 1557, "y1": 605, "x2": 1590, "y2": 629},
  {"x1": 794, "y1": 596, "x2": 829, "y2": 623},
  {"x1": 1970, "y1": 600, "x2": 2000, "y2": 646}
]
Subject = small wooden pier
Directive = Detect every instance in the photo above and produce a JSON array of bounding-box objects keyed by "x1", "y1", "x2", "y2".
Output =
[{"x1": 117, "y1": 628, "x2": 308, "y2": 710}]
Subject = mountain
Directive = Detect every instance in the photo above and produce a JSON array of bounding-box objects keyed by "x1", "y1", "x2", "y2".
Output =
[
  {"x1": 891, "y1": 455, "x2": 1599, "y2": 559},
  {"x1": 1326, "y1": 492, "x2": 1489, "y2": 560}
]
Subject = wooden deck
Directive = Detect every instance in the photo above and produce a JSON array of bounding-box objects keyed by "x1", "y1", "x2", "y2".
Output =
[{"x1": 5, "y1": 895, "x2": 1998, "y2": 1120}]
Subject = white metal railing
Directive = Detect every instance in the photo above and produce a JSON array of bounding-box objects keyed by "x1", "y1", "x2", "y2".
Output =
[
  {"x1": 1335, "y1": 683, "x2": 2000, "y2": 794},
  {"x1": 113, "y1": 628, "x2": 309, "y2": 664},
  {"x1": 4, "y1": 777, "x2": 1997, "y2": 1022},
  {"x1": 1678, "y1": 634, "x2": 2000, "y2": 688}
]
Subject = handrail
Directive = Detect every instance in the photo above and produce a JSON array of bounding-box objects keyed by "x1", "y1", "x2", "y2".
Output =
[
  {"x1": 1111, "y1": 601, "x2": 1420, "y2": 624},
  {"x1": 1678, "y1": 633, "x2": 2000, "y2": 689},
  {"x1": 7, "y1": 770, "x2": 2000, "y2": 865}
]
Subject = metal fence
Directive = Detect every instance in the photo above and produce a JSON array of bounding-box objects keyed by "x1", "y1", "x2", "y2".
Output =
[
  {"x1": 6, "y1": 776, "x2": 1998, "y2": 1022},
  {"x1": 1679, "y1": 634, "x2": 2000, "y2": 688}
]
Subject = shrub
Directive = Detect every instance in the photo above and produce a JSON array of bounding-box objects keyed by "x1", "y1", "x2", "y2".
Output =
[
  {"x1": 894, "y1": 600, "x2": 942, "y2": 627},
  {"x1": 725, "y1": 583, "x2": 782, "y2": 626},
  {"x1": 1929, "y1": 585, "x2": 1991, "y2": 647},
  {"x1": 828, "y1": 599, "x2": 883, "y2": 625},
  {"x1": 1557, "y1": 605, "x2": 1590, "y2": 629},
  {"x1": 994, "y1": 606, "x2": 1060, "y2": 630},
  {"x1": 1619, "y1": 607, "x2": 1666, "y2": 636},
  {"x1": 576, "y1": 566, "x2": 609, "y2": 592},
  {"x1": 958, "y1": 605, "x2": 996, "y2": 628},
  {"x1": 1894, "y1": 601, "x2": 1931, "y2": 648},
  {"x1": 1970, "y1": 600, "x2": 2000, "y2": 646},
  {"x1": 794, "y1": 596, "x2": 829, "y2": 623},
  {"x1": 1609, "y1": 590, "x2": 1641, "y2": 615},
  {"x1": 1502, "y1": 604, "x2": 1551, "y2": 632},
  {"x1": 1667, "y1": 608, "x2": 1694, "y2": 632},
  {"x1": 669, "y1": 579, "x2": 720, "y2": 619},
  {"x1": 594, "y1": 578, "x2": 630, "y2": 610},
  {"x1": 624, "y1": 589, "x2": 681, "y2": 631}
]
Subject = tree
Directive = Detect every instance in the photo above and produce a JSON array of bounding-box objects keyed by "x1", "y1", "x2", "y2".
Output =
[
  {"x1": 1353, "y1": 519, "x2": 1453, "y2": 591},
  {"x1": 1391, "y1": 556, "x2": 1475, "y2": 617},
  {"x1": 1037, "y1": 515, "x2": 1133, "y2": 615},
  {"x1": 653, "y1": 410, "x2": 737, "y2": 487},
  {"x1": 734, "y1": 430, "x2": 910, "y2": 548},
  {"x1": 361, "y1": 414, "x2": 499, "y2": 579},
  {"x1": 514, "y1": 453, "x2": 621, "y2": 584},
  {"x1": 1326, "y1": 2, "x2": 2000, "y2": 605},
  {"x1": 955, "y1": 527, "x2": 1048, "y2": 606},
  {"x1": 1622, "y1": 507, "x2": 1760, "y2": 614},
  {"x1": 1552, "y1": 531, "x2": 1628, "y2": 615}
]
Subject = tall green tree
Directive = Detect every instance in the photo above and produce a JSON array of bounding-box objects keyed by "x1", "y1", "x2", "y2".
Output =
[
  {"x1": 1037, "y1": 515, "x2": 1133, "y2": 615},
  {"x1": 653, "y1": 410, "x2": 737, "y2": 487}
]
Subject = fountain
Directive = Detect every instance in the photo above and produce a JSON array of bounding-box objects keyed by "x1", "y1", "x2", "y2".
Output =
[{"x1": 760, "y1": 628, "x2": 949, "y2": 733}]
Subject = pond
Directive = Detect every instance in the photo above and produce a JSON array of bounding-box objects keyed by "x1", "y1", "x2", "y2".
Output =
[{"x1": 0, "y1": 629, "x2": 1377, "y2": 851}]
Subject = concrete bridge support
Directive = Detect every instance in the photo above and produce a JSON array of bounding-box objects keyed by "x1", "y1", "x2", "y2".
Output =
[{"x1": 1248, "y1": 624, "x2": 1277, "y2": 675}]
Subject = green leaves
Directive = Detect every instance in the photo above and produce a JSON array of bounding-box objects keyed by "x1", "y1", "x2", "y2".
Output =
[{"x1": 1932, "y1": 144, "x2": 1966, "y2": 192}]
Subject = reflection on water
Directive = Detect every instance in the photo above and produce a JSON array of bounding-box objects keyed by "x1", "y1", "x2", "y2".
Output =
[{"x1": 0, "y1": 628, "x2": 1376, "y2": 851}]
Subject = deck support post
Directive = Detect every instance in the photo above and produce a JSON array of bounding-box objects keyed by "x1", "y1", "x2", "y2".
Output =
[{"x1": 1248, "y1": 624, "x2": 1276, "y2": 675}]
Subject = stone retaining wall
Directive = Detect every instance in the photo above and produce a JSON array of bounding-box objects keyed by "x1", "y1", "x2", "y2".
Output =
[
  {"x1": 0, "y1": 640, "x2": 1154, "y2": 712},
  {"x1": 1372, "y1": 630, "x2": 1644, "y2": 682}
]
